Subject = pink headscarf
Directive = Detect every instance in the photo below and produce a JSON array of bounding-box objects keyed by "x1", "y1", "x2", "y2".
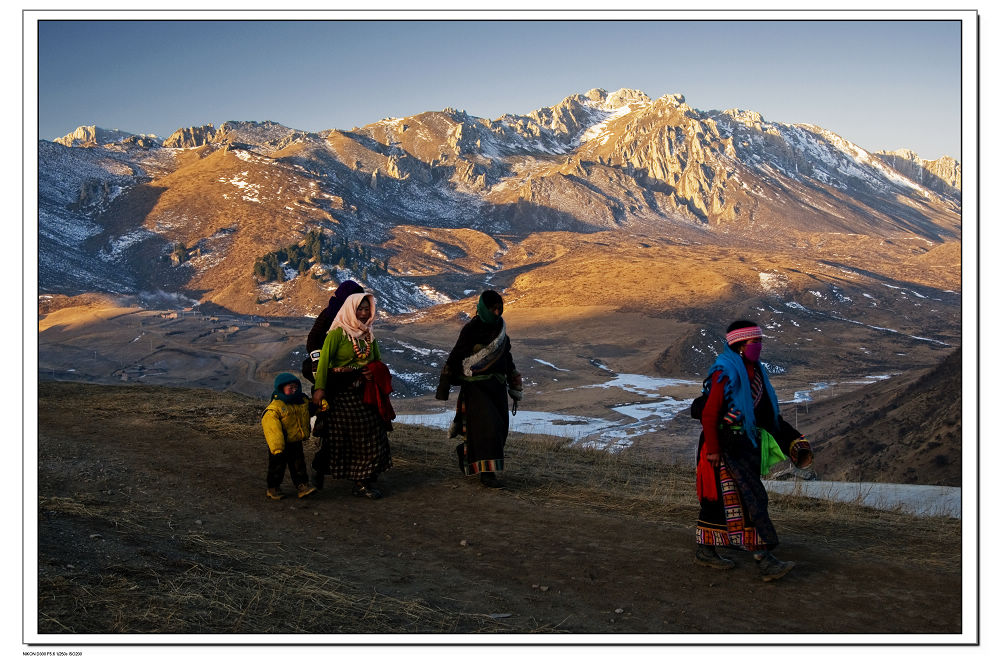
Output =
[{"x1": 329, "y1": 292, "x2": 376, "y2": 340}]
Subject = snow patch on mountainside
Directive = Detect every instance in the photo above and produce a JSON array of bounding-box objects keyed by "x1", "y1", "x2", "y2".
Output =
[
  {"x1": 759, "y1": 272, "x2": 788, "y2": 293},
  {"x1": 38, "y1": 207, "x2": 101, "y2": 246},
  {"x1": 801, "y1": 125, "x2": 931, "y2": 194},
  {"x1": 578, "y1": 105, "x2": 634, "y2": 145},
  {"x1": 99, "y1": 228, "x2": 156, "y2": 261},
  {"x1": 318, "y1": 271, "x2": 456, "y2": 316},
  {"x1": 220, "y1": 171, "x2": 262, "y2": 202},
  {"x1": 38, "y1": 141, "x2": 142, "y2": 206}
]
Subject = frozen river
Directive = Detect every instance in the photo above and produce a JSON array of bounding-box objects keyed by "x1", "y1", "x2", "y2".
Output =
[
  {"x1": 397, "y1": 371, "x2": 700, "y2": 451},
  {"x1": 396, "y1": 404, "x2": 690, "y2": 453}
]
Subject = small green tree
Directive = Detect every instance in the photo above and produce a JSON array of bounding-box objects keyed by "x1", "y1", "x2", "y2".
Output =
[
  {"x1": 267, "y1": 255, "x2": 281, "y2": 281},
  {"x1": 310, "y1": 234, "x2": 322, "y2": 261}
]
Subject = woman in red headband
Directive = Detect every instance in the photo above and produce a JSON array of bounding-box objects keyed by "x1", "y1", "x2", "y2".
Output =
[{"x1": 692, "y1": 320, "x2": 814, "y2": 581}]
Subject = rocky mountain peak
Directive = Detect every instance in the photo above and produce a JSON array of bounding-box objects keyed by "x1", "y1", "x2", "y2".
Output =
[
  {"x1": 54, "y1": 125, "x2": 159, "y2": 148},
  {"x1": 655, "y1": 92, "x2": 686, "y2": 106},
  {"x1": 720, "y1": 108, "x2": 765, "y2": 127},
  {"x1": 604, "y1": 88, "x2": 653, "y2": 108},
  {"x1": 160, "y1": 120, "x2": 308, "y2": 153},
  {"x1": 163, "y1": 124, "x2": 216, "y2": 148},
  {"x1": 582, "y1": 87, "x2": 653, "y2": 111}
]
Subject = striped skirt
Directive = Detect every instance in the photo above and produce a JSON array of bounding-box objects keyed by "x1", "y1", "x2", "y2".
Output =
[
  {"x1": 453, "y1": 376, "x2": 508, "y2": 475},
  {"x1": 695, "y1": 435, "x2": 778, "y2": 551},
  {"x1": 326, "y1": 388, "x2": 392, "y2": 481}
]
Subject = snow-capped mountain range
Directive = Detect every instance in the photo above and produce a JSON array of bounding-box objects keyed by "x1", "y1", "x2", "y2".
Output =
[{"x1": 38, "y1": 88, "x2": 960, "y2": 321}]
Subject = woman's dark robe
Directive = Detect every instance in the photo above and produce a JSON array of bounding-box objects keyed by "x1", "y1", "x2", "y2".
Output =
[{"x1": 439, "y1": 316, "x2": 519, "y2": 475}]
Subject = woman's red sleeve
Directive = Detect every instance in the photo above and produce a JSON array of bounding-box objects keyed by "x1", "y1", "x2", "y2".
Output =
[{"x1": 700, "y1": 371, "x2": 726, "y2": 455}]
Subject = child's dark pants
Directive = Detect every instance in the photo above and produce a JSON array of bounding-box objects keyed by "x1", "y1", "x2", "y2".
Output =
[{"x1": 267, "y1": 439, "x2": 309, "y2": 489}]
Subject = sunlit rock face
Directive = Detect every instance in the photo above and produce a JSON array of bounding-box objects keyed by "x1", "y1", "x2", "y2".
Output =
[
  {"x1": 163, "y1": 125, "x2": 216, "y2": 148},
  {"x1": 874, "y1": 149, "x2": 961, "y2": 199}
]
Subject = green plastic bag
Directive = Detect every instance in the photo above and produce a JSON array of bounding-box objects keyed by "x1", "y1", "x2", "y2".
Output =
[{"x1": 760, "y1": 429, "x2": 787, "y2": 475}]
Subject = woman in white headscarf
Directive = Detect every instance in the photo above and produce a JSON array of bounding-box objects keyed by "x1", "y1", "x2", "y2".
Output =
[{"x1": 311, "y1": 292, "x2": 392, "y2": 499}]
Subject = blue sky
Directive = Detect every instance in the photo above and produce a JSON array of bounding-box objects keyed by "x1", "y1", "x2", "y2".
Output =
[{"x1": 36, "y1": 17, "x2": 964, "y2": 159}]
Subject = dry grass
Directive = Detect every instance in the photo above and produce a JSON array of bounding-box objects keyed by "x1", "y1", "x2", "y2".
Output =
[
  {"x1": 38, "y1": 491, "x2": 557, "y2": 635},
  {"x1": 40, "y1": 560, "x2": 538, "y2": 634},
  {"x1": 39, "y1": 555, "x2": 534, "y2": 634}
]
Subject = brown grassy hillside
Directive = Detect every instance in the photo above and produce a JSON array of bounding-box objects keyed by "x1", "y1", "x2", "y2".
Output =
[{"x1": 803, "y1": 348, "x2": 962, "y2": 485}]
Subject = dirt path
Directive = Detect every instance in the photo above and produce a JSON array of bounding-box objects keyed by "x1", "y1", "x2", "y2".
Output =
[{"x1": 34, "y1": 381, "x2": 963, "y2": 638}]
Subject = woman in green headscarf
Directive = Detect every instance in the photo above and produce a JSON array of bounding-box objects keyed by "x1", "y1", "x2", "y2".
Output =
[{"x1": 435, "y1": 290, "x2": 522, "y2": 488}]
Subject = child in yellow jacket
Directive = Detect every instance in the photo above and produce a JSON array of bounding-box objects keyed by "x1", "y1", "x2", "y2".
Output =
[{"x1": 261, "y1": 373, "x2": 317, "y2": 500}]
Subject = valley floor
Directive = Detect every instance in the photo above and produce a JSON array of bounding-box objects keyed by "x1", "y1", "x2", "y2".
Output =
[{"x1": 32, "y1": 381, "x2": 965, "y2": 641}]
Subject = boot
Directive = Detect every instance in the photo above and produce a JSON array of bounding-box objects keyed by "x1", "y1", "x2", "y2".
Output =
[
  {"x1": 351, "y1": 482, "x2": 383, "y2": 499},
  {"x1": 265, "y1": 487, "x2": 284, "y2": 500},
  {"x1": 479, "y1": 472, "x2": 503, "y2": 488},
  {"x1": 694, "y1": 544, "x2": 735, "y2": 570},
  {"x1": 297, "y1": 484, "x2": 316, "y2": 499},
  {"x1": 756, "y1": 551, "x2": 796, "y2": 582}
]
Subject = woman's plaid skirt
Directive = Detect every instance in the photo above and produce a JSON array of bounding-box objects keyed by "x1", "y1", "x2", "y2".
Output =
[{"x1": 326, "y1": 387, "x2": 392, "y2": 481}]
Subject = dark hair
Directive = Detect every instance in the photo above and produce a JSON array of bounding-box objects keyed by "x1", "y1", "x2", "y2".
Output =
[
  {"x1": 726, "y1": 319, "x2": 759, "y2": 351},
  {"x1": 481, "y1": 289, "x2": 503, "y2": 311},
  {"x1": 727, "y1": 319, "x2": 757, "y2": 333}
]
